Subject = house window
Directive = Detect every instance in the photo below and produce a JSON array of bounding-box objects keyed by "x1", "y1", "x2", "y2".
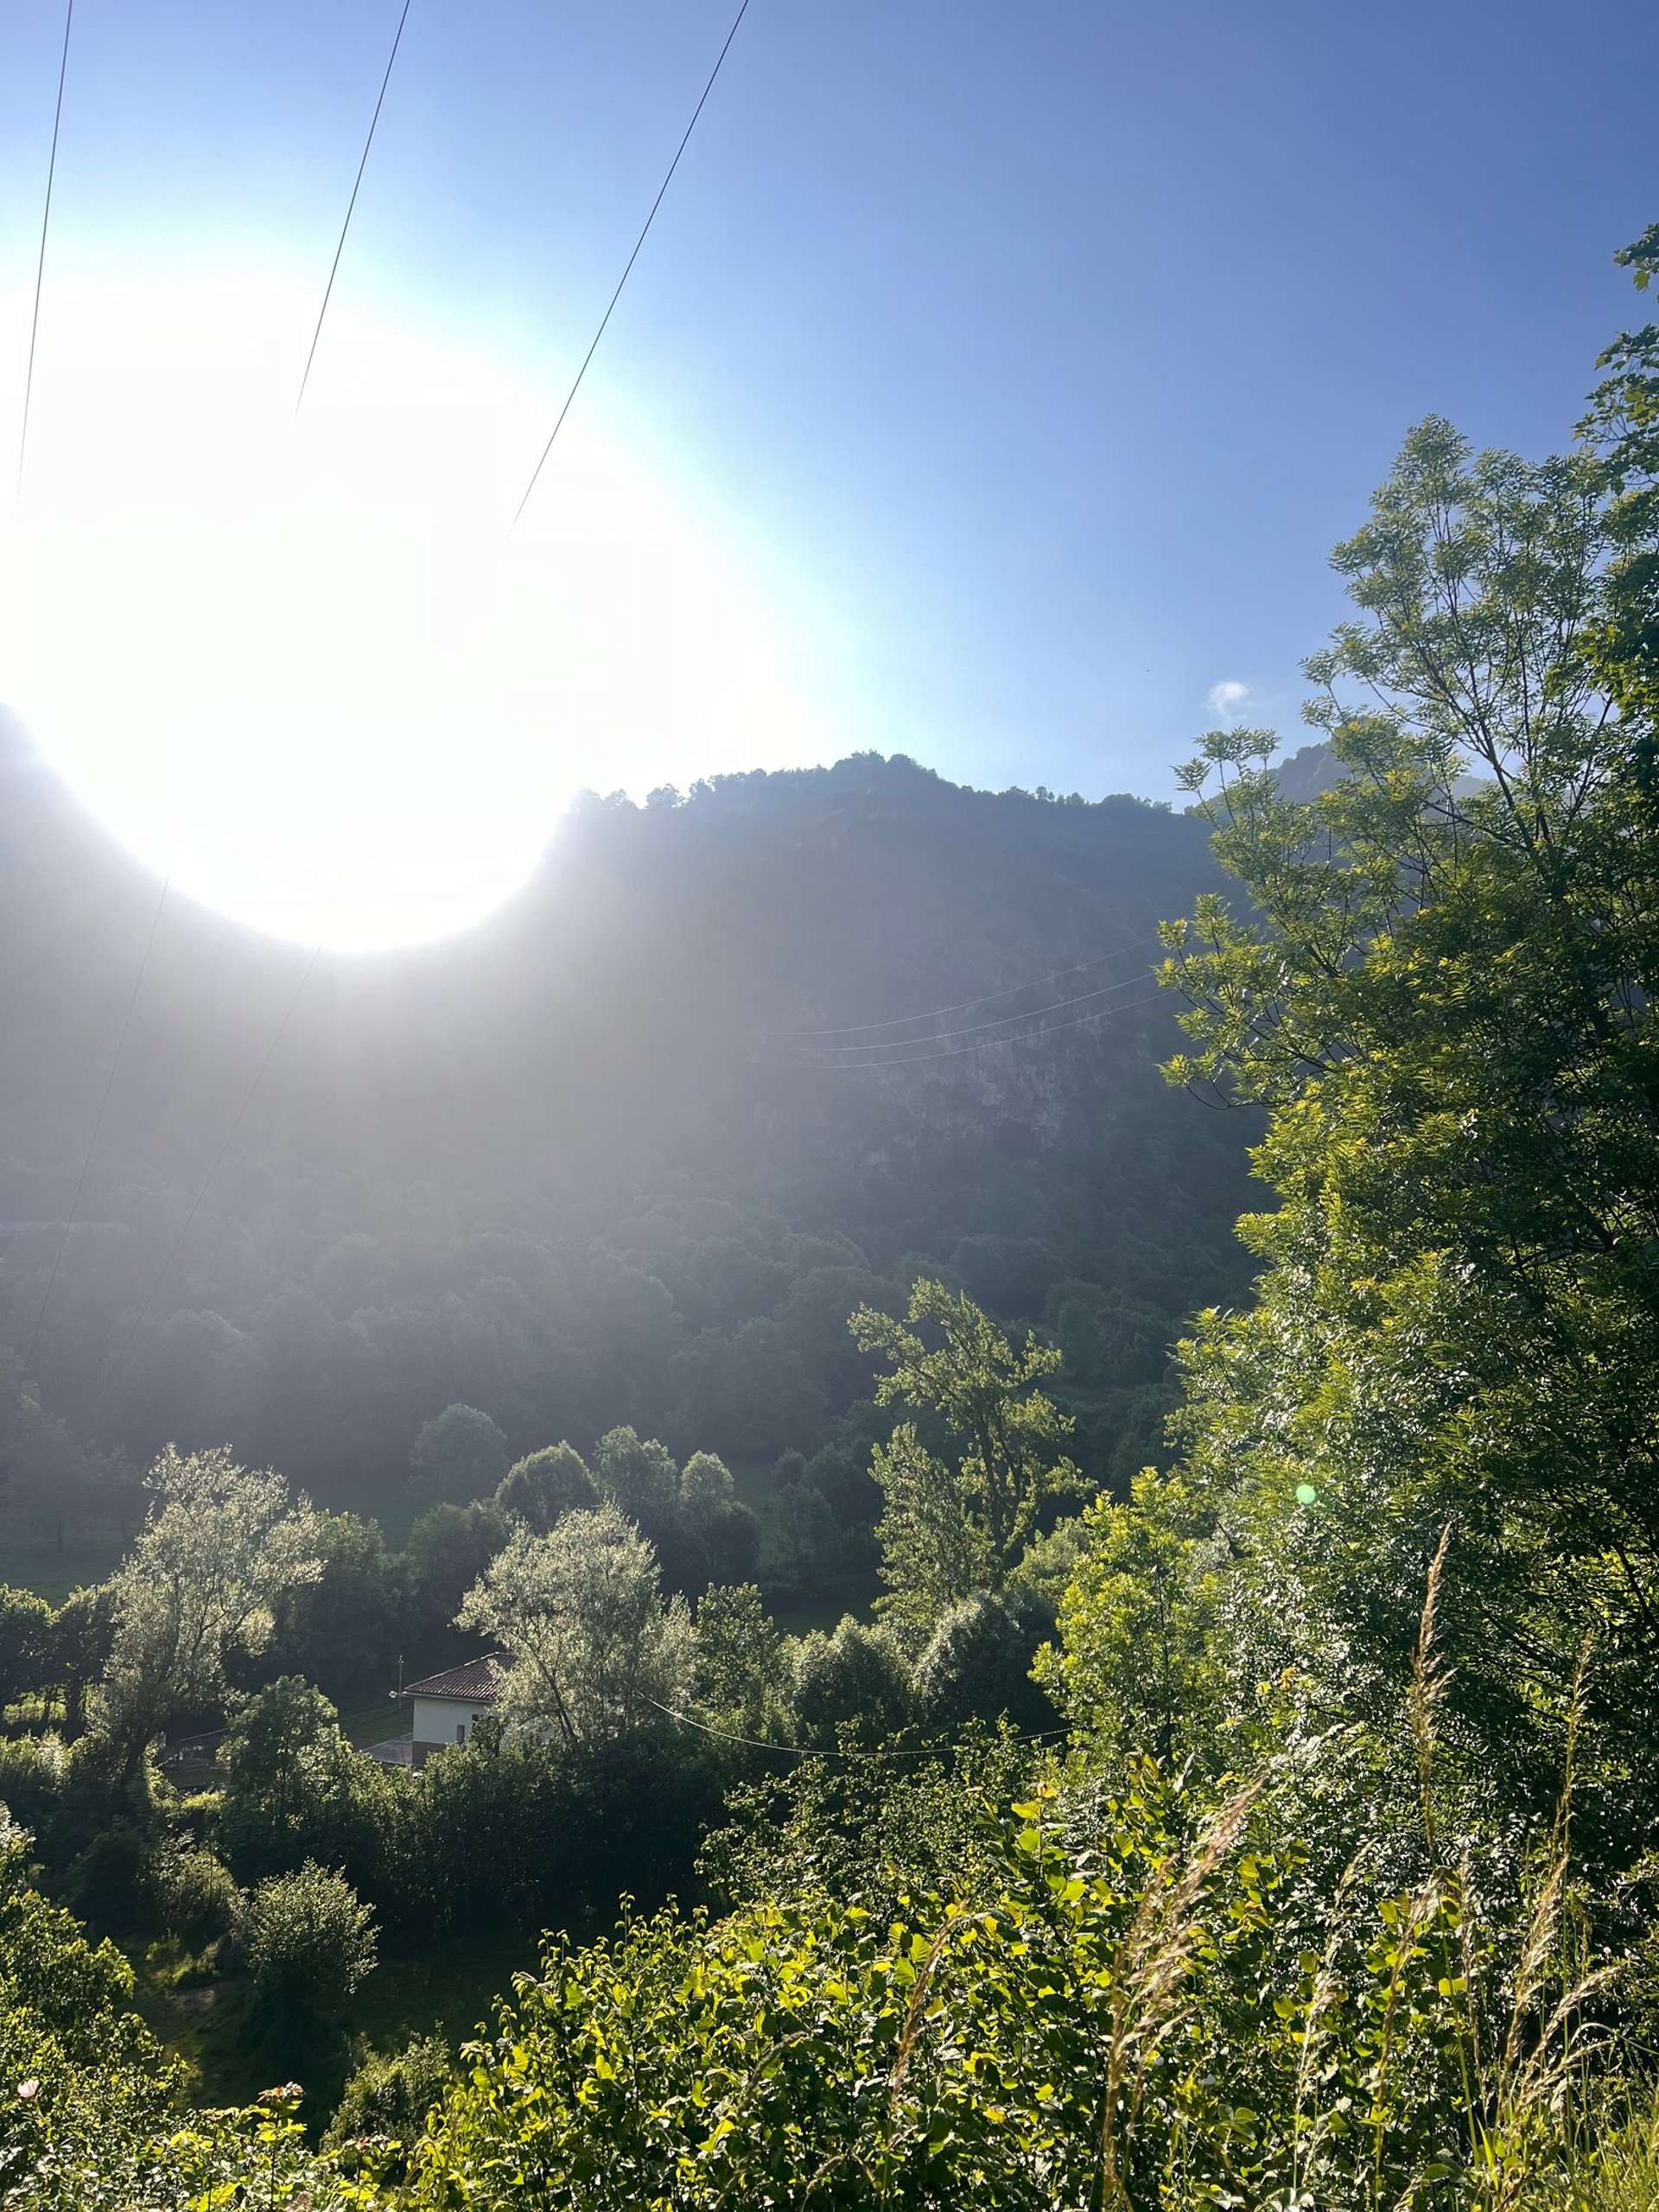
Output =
[{"x1": 455, "y1": 1722, "x2": 467, "y2": 1744}]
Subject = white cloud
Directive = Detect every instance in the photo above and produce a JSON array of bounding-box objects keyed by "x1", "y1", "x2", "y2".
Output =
[{"x1": 1207, "y1": 678, "x2": 1251, "y2": 720}]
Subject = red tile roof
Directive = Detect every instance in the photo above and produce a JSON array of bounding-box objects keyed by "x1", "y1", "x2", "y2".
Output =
[{"x1": 404, "y1": 1654, "x2": 507, "y2": 1703}]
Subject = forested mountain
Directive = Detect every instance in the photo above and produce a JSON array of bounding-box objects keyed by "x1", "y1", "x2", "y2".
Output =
[
  {"x1": 7, "y1": 224, "x2": 1659, "y2": 2212},
  {"x1": 0, "y1": 721, "x2": 1256, "y2": 1519}
]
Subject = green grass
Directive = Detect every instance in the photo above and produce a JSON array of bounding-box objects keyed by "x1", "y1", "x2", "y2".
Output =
[
  {"x1": 343, "y1": 1929, "x2": 536, "y2": 2055},
  {"x1": 124, "y1": 1924, "x2": 538, "y2": 2129},
  {"x1": 339, "y1": 1696, "x2": 415, "y2": 1749},
  {"x1": 766, "y1": 1580, "x2": 876, "y2": 1637},
  {"x1": 0, "y1": 1514, "x2": 128, "y2": 1602},
  {"x1": 312, "y1": 1474, "x2": 420, "y2": 1548}
]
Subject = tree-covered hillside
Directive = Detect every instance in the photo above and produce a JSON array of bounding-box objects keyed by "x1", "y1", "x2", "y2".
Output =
[
  {"x1": 7, "y1": 219, "x2": 1659, "y2": 2212},
  {"x1": 0, "y1": 739, "x2": 1256, "y2": 1538}
]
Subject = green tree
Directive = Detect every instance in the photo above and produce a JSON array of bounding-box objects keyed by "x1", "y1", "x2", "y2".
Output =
[
  {"x1": 495, "y1": 1440, "x2": 598, "y2": 1532},
  {"x1": 99, "y1": 1446, "x2": 320, "y2": 1756},
  {"x1": 912, "y1": 1588, "x2": 1055, "y2": 1738},
  {"x1": 0, "y1": 1586, "x2": 54, "y2": 1708},
  {"x1": 1163, "y1": 400, "x2": 1659, "y2": 1835},
  {"x1": 759, "y1": 1478, "x2": 842, "y2": 1592},
  {"x1": 791, "y1": 1614, "x2": 913, "y2": 1747},
  {"x1": 50, "y1": 1584, "x2": 113, "y2": 1741},
  {"x1": 267, "y1": 1509, "x2": 404, "y2": 1700},
  {"x1": 851, "y1": 1282, "x2": 1080, "y2": 1631},
  {"x1": 677, "y1": 1450, "x2": 761, "y2": 1588},
  {"x1": 678, "y1": 1449, "x2": 735, "y2": 1517},
  {"x1": 243, "y1": 1859, "x2": 378, "y2": 2024},
  {"x1": 1581, "y1": 223, "x2": 1659, "y2": 726},
  {"x1": 591, "y1": 1426, "x2": 679, "y2": 1527},
  {"x1": 456, "y1": 1503, "x2": 692, "y2": 1748},
  {"x1": 218, "y1": 1675, "x2": 396, "y2": 1883},
  {"x1": 691, "y1": 1582, "x2": 790, "y2": 1737},
  {"x1": 410, "y1": 1403, "x2": 511, "y2": 1507},
  {"x1": 404, "y1": 1498, "x2": 509, "y2": 1645},
  {"x1": 1035, "y1": 1471, "x2": 1223, "y2": 1764}
]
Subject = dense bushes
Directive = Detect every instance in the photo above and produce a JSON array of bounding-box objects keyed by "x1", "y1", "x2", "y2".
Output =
[
  {"x1": 327, "y1": 2033, "x2": 450, "y2": 2167},
  {"x1": 410, "y1": 1745, "x2": 1606, "y2": 2212},
  {"x1": 244, "y1": 1860, "x2": 378, "y2": 2025},
  {"x1": 147, "y1": 1842, "x2": 240, "y2": 1951},
  {"x1": 0, "y1": 1821, "x2": 334, "y2": 2212}
]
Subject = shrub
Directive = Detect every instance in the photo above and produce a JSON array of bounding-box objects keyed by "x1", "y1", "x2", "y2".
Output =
[
  {"x1": 0, "y1": 1826, "x2": 335, "y2": 2209},
  {"x1": 410, "y1": 1766, "x2": 1615, "y2": 2212},
  {"x1": 244, "y1": 1861, "x2": 378, "y2": 2023},
  {"x1": 62, "y1": 1821, "x2": 150, "y2": 1935},
  {"x1": 792, "y1": 1615, "x2": 913, "y2": 1746},
  {"x1": 149, "y1": 1845, "x2": 242, "y2": 1950},
  {"x1": 912, "y1": 1588, "x2": 1057, "y2": 1738},
  {"x1": 327, "y1": 2032, "x2": 452, "y2": 2166},
  {"x1": 495, "y1": 1442, "x2": 597, "y2": 1532},
  {"x1": 0, "y1": 1732, "x2": 69, "y2": 1836}
]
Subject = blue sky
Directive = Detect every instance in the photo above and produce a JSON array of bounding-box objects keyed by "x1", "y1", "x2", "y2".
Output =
[{"x1": 4, "y1": 0, "x2": 1657, "y2": 805}]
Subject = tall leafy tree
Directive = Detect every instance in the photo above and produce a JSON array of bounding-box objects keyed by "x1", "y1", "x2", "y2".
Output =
[
  {"x1": 591, "y1": 1427, "x2": 680, "y2": 1526},
  {"x1": 690, "y1": 1582, "x2": 791, "y2": 1737},
  {"x1": 1161, "y1": 391, "x2": 1659, "y2": 1829},
  {"x1": 851, "y1": 1282, "x2": 1079, "y2": 1632},
  {"x1": 1036, "y1": 1471, "x2": 1223, "y2": 1764},
  {"x1": 1581, "y1": 222, "x2": 1659, "y2": 727},
  {"x1": 456, "y1": 1503, "x2": 691, "y2": 1748},
  {"x1": 100, "y1": 1446, "x2": 320, "y2": 1754},
  {"x1": 494, "y1": 1442, "x2": 598, "y2": 1533},
  {"x1": 0, "y1": 1587, "x2": 53, "y2": 1709},
  {"x1": 410, "y1": 1404, "x2": 511, "y2": 1507}
]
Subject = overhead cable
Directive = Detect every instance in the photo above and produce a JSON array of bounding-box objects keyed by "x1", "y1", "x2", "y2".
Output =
[
  {"x1": 509, "y1": 0, "x2": 753, "y2": 532},
  {"x1": 770, "y1": 934, "x2": 1162, "y2": 1040},
  {"x1": 107, "y1": 945, "x2": 321, "y2": 1370},
  {"x1": 24, "y1": 874, "x2": 171, "y2": 1363},
  {"x1": 646, "y1": 1694, "x2": 1071, "y2": 1763},
  {"x1": 296, "y1": 0, "x2": 414, "y2": 414},
  {"x1": 788, "y1": 964, "x2": 1159, "y2": 1058},
  {"x1": 796, "y1": 988, "x2": 1167, "y2": 1070},
  {"x1": 16, "y1": 0, "x2": 75, "y2": 502}
]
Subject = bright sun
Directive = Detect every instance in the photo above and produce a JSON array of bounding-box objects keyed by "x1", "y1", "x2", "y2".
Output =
[{"x1": 0, "y1": 275, "x2": 820, "y2": 951}]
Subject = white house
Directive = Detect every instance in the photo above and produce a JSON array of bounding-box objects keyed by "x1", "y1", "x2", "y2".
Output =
[{"x1": 402, "y1": 1654, "x2": 507, "y2": 1767}]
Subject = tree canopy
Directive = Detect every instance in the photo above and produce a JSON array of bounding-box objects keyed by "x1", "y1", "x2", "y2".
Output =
[
  {"x1": 853, "y1": 1281, "x2": 1080, "y2": 1630},
  {"x1": 456, "y1": 1503, "x2": 693, "y2": 1747}
]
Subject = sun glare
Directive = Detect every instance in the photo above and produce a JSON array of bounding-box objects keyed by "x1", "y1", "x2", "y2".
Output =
[{"x1": 0, "y1": 276, "x2": 820, "y2": 951}]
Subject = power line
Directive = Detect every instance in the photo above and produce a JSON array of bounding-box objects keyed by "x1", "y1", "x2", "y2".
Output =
[
  {"x1": 510, "y1": 0, "x2": 753, "y2": 533},
  {"x1": 646, "y1": 1694, "x2": 1070, "y2": 1763},
  {"x1": 296, "y1": 0, "x2": 414, "y2": 414},
  {"x1": 788, "y1": 965, "x2": 1160, "y2": 1059},
  {"x1": 795, "y1": 989, "x2": 1167, "y2": 1071},
  {"x1": 107, "y1": 945, "x2": 321, "y2": 1370},
  {"x1": 770, "y1": 935, "x2": 1163, "y2": 1041},
  {"x1": 24, "y1": 874, "x2": 170, "y2": 1364},
  {"x1": 16, "y1": 0, "x2": 74, "y2": 504}
]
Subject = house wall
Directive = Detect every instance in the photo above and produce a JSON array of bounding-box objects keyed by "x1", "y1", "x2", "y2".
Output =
[{"x1": 410, "y1": 1696, "x2": 493, "y2": 1758}]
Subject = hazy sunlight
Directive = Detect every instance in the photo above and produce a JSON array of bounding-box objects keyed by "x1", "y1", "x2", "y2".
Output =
[{"x1": 0, "y1": 276, "x2": 820, "y2": 950}]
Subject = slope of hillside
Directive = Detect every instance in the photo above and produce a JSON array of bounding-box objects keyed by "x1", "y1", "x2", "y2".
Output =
[{"x1": 0, "y1": 720, "x2": 1257, "y2": 1516}]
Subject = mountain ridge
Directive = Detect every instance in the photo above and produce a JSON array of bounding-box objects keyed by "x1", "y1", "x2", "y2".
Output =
[{"x1": 0, "y1": 718, "x2": 1258, "y2": 1509}]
